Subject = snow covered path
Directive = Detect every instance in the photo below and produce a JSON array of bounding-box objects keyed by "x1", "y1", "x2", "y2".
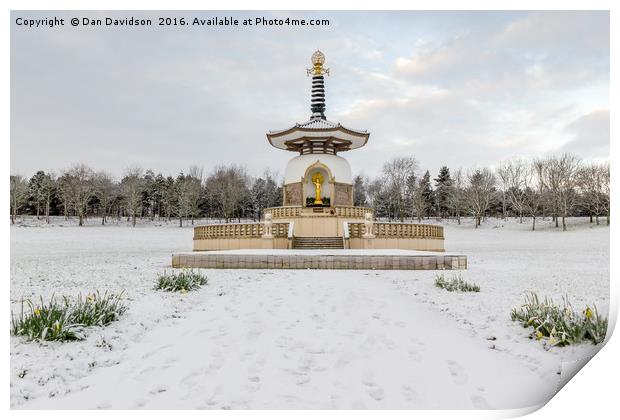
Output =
[
  {"x1": 10, "y1": 217, "x2": 608, "y2": 409},
  {"x1": 23, "y1": 272, "x2": 553, "y2": 409}
]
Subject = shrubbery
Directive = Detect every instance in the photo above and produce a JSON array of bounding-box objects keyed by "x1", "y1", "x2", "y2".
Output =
[
  {"x1": 155, "y1": 270, "x2": 208, "y2": 292},
  {"x1": 511, "y1": 292, "x2": 607, "y2": 346},
  {"x1": 434, "y1": 273, "x2": 480, "y2": 293},
  {"x1": 11, "y1": 291, "x2": 127, "y2": 341}
]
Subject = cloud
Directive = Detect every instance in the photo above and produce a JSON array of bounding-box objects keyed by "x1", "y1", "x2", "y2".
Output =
[
  {"x1": 393, "y1": 11, "x2": 608, "y2": 95},
  {"x1": 560, "y1": 110, "x2": 610, "y2": 160},
  {"x1": 10, "y1": 11, "x2": 609, "y2": 180}
]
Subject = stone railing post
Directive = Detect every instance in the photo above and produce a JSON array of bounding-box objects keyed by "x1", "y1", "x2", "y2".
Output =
[{"x1": 287, "y1": 221, "x2": 294, "y2": 249}]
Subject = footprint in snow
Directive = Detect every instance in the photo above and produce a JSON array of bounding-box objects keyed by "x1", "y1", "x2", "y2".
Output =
[
  {"x1": 149, "y1": 385, "x2": 167, "y2": 395},
  {"x1": 446, "y1": 360, "x2": 468, "y2": 385},
  {"x1": 364, "y1": 382, "x2": 385, "y2": 401},
  {"x1": 401, "y1": 384, "x2": 421, "y2": 403},
  {"x1": 407, "y1": 348, "x2": 422, "y2": 362},
  {"x1": 409, "y1": 337, "x2": 425, "y2": 347},
  {"x1": 296, "y1": 375, "x2": 311, "y2": 385},
  {"x1": 470, "y1": 394, "x2": 491, "y2": 409},
  {"x1": 245, "y1": 376, "x2": 261, "y2": 393},
  {"x1": 362, "y1": 372, "x2": 385, "y2": 401}
]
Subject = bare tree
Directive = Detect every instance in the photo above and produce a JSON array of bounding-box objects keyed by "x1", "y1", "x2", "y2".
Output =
[
  {"x1": 538, "y1": 157, "x2": 563, "y2": 227},
  {"x1": 577, "y1": 163, "x2": 606, "y2": 225},
  {"x1": 411, "y1": 177, "x2": 428, "y2": 223},
  {"x1": 366, "y1": 177, "x2": 388, "y2": 218},
  {"x1": 524, "y1": 160, "x2": 545, "y2": 231},
  {"x1": 555, "y1": 154, "x2": 581, "y2": 231},
  {"x1": 465, "y1": 168, "x2": 496, "y2": 228},
  {"x1": 496, "y1": 162, "x2": 510, "y2": 220},
  {"x1": 120, "y1": 166, "x2": 145, "y2": 227},
  {"x1": 205, "y1": 165, "x2": 250, "y2": 223},
  {"x1": 505, "y1": 159, "x2": 530, "y2": 223},
  {"x1": 447, "y1": 168, "x2": 465, "y2": 224},
  {"x1": 95, "y1": 171, "x2": 117, "y2": 225},
  {"x1": 10, "y1": 175, "x2": 28, "y2": 224},
  {"x1": 40, "y1": 172, "x2": 57, "y2": 224},
  {"x1": 601, "y1": 162, "x2": 610, "y2": 225},
  {"x1": 62, "y1": 164, "x2": 97, "y2": 226},
  {"x1": 186, "y1": 166, "x2": 204, "y2": 225},
  {"x1": 382, "y1": 156, "x2": 418, "y2": 222}
]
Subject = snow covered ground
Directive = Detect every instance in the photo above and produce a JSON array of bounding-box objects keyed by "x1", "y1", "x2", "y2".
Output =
[{"x1": 9, "y1": 217, "x2": 609, "y2": 409}]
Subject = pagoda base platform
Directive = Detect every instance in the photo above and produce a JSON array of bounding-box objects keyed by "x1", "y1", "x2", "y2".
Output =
[{"x1": 172, "y1": 249, "x2": 467, "y2": 270}]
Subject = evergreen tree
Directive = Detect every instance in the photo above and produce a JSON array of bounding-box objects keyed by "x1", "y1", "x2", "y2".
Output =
[
  {"x1": 153, "y1": 173, "x2": 167, "y2": 218},
  {"x1": 420, "y1": 170, "x2": 434, "y2": 218},
  {"x1": 353, "y1": 175, "x2": 368, "y2": 207},
  {"x1": 175, "y1": 172, "x2": 192, "y2": 227},
  {"x1": 434, "y1": 166, "x2": 453, "y2": 219},
  {"x1": 250, "y1": 171, "x2": 281, "y2": 221},
  {"x1": 40, "y1": 172, "x2": 58, "y2": 224},
  {"x1": 28, "y1": 171, "x2": 48, "y2": 219},
  {"x1": 161, "y1": 176, "x2": 177, "y2": 221},
  {"x1": 141, "y1": 170, "x2": 157, "y2": 219}
]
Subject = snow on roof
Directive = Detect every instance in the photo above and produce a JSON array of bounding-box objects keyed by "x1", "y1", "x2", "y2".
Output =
[{"x1": 267, "y1": 118, "x2": 368, "y2": 136}]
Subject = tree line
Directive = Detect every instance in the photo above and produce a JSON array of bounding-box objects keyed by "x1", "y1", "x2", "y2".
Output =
[
  {"x1": 10, "y1": 153, "x2": 609, "y2": 230},
  {"x1": 9, "y1": 164, "x2": 281, "y2": 227},
  {"x1": 353, "y1": 153, "x2": 609, "y2": 230}
]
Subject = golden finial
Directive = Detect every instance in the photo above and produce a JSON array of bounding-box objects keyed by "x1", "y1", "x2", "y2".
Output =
[{"x1": 307, "y1": 50, "x2": 330, "y2": 76}]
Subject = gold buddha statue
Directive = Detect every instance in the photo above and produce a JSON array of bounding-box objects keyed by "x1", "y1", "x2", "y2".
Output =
[{"x1": 311, "y1": 172, "x2": 324, "y2": 205}]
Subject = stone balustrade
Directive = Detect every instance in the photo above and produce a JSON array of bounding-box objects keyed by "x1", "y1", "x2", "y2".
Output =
[
  {"x1": 194, "y1": 222, "x2": 290, "y2": 240},
  {"x1": 334, "y1": 206, "x2": 374, "y2": 218},
  {"x1": 262, "y1": 205, "x2": 373, "y2": 219},
  {"x1": 262, "y1": 206, "x2": 302, "y2": 219},
  {"x1": 347, "y1": 222, "x2": 444, "y2": 239}
]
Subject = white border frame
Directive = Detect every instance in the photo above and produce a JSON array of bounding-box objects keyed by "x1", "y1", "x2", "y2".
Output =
[{"x1": 3, "y1": 1, "x2": 616, "y2": 419}]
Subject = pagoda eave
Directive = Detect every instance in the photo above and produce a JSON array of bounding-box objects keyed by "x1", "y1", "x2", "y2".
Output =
[{"x1": 266, "y1": 125, "x2": 369, "y2": 152}]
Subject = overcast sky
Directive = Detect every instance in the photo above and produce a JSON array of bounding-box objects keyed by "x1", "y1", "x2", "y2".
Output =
[{"x1": 11, "y1": 10, "x2": 609, "y2": 180}]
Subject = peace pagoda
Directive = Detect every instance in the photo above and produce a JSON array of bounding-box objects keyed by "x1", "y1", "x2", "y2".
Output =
[{"x1": 188, "y1": 51, "x2": 447, "y2": 256}]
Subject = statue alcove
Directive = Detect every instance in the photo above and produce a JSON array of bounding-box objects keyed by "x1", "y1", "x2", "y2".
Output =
[{"x1": 302, "y1": 161, "x2": 334, "y2": 207}]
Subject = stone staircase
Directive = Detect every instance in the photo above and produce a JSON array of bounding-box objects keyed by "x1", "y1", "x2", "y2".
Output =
[{"x1": 292, "y1": 236, "x2": 344, "y2": 249}]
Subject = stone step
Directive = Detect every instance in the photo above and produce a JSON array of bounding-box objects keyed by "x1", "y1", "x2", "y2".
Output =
[
  {"x1": 293, "y1": 236, "x2": 344, "y2": 249},
  {"x1": 293, "y1": 245, "x2": 342, "y2": 249},
  {"x1": 293, "y1": 241, "x2": 343, "y2": 244},
  {"x1": 294, "y1": 244, "x2": 343, "y2": 246},
  {"x1": 293, "y1": 242, "x2": 343, "y2": 244},
  {"x1": 294, "y1": 240, "x2": 343, "y2": 243}
]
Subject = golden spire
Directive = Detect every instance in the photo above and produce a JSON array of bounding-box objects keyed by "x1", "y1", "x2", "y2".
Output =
[{"x1": 307, "y1": 50, "x2": 330, "y2": 76}]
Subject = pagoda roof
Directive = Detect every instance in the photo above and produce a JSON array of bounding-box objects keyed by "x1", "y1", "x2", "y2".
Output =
[{"x1": 266, "y1": 118, "x2": 370, "y2": 153}]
